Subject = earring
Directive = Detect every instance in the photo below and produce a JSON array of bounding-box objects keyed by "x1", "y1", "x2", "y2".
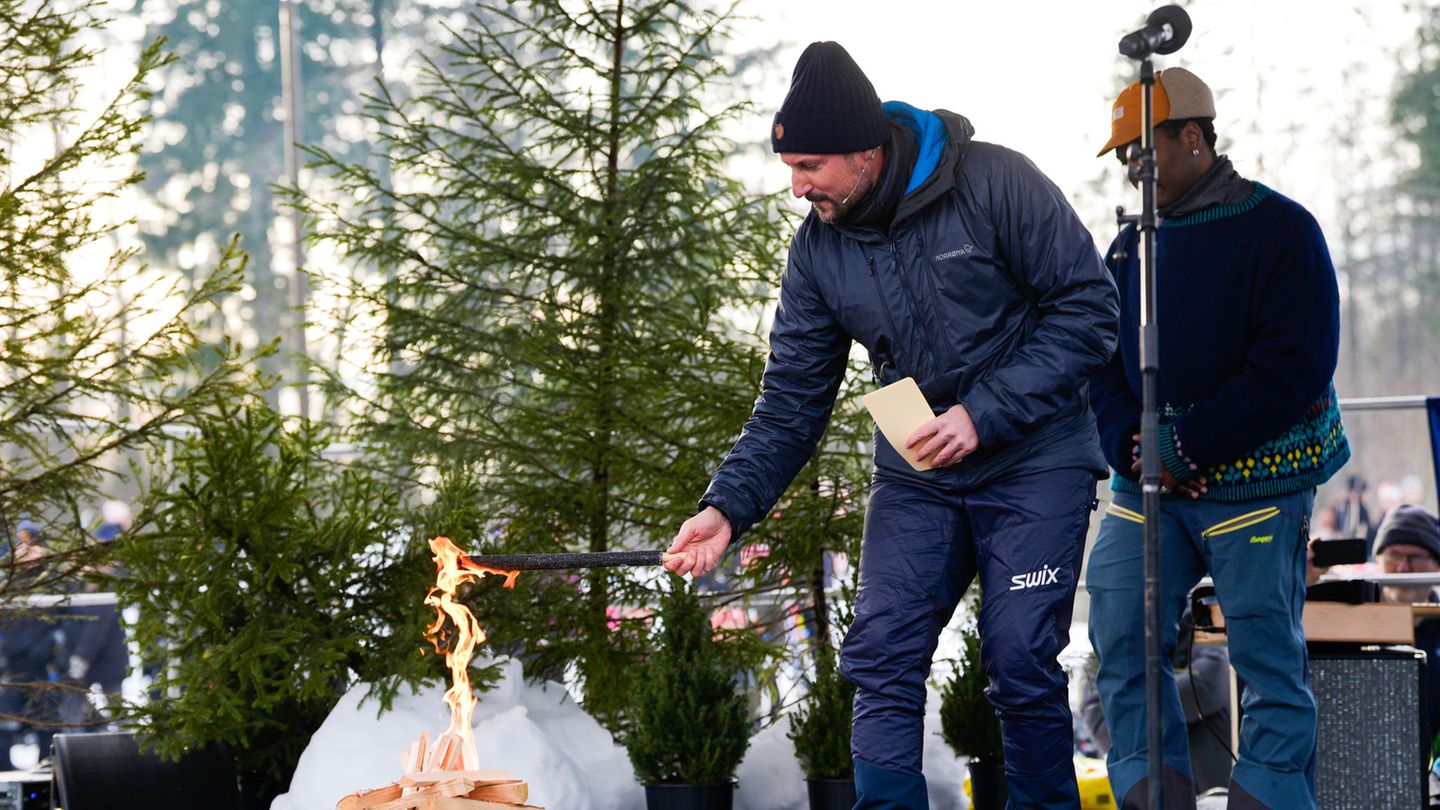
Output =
[{"x1": 1191, "y1": 149, "x2": 1200, "y2": 156}]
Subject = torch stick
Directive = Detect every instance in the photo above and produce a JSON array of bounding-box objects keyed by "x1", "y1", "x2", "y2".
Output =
[{"x1": 465, "y1": 550, "x2": 678, "y2": 571}]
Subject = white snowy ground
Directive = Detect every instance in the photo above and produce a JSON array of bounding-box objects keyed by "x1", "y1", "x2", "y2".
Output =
[{"x1": 270, "y1": 657, "x2": 974, "y2": 810}]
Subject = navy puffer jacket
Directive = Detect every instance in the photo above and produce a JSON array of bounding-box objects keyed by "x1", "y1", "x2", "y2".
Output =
[{"x1": 703, "y1": 103, "x2": 1119, "y2": 539}]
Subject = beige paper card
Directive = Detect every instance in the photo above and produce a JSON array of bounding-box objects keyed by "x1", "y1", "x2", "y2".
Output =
[{"x1": 862, "y1": 377, "x2": 934, "y2": 472}]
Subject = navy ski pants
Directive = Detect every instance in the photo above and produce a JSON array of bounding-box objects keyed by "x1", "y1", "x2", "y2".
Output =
[{"x1": 841, "y1": 467, "x2": 1097, "y2": 810}]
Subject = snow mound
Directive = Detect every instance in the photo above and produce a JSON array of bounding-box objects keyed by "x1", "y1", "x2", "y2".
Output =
[
  {"x1": 273, "y1": 657, "x2": 971, "y2": 810},
  {"x1": 732, "y1": 687, "x2": 969, "y2": 810},
  {"x1": 270, "y1": 658, "x2": 643, "y2": 810},
  {"x1": 735, "y1": 716, "x2": 805, "y2": 809}
]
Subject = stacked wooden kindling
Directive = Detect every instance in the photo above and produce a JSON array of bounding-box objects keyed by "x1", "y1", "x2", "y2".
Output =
[{"x1": 335, "y1": 731, "x2": 542, "y2": 810}]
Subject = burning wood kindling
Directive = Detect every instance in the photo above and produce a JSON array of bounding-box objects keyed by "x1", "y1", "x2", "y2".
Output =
[
  {"x1": 335, "y1": 768, "x2": 539, "y2": 810},
  {"x1": 336, "y1": 537, "x2": 540, "y2": 810}
]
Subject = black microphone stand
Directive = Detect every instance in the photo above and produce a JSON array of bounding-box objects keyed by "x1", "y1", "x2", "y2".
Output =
[{"x1": 1113, "y1": 52, "x2": 1167, "y2": 810}]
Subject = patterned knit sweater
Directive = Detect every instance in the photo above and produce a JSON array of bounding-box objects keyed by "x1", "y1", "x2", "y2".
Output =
[{"x1": 1092, "y1": 183, "x2": 1350, "y2": 501}]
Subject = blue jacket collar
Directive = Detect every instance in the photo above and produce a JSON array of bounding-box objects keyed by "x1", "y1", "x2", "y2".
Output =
[{"x1": 882, "y1": 101, "x2": 950, "y2": 195}]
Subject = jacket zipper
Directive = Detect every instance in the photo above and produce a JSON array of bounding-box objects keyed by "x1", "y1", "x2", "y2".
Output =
[
  {"x1": 887, "y1": 237, "x2": 941, "y2": 384},
  {"x1": 866, "y1": 251, "x2": 908, "y2": 380},
  {"x1": 910, "y1": 230, "x2": 951, "y2": 377}
]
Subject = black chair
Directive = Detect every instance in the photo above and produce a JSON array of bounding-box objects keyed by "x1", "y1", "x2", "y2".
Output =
[{"x1": 51, "y1": 731, "x2": 242, "y2": 810}]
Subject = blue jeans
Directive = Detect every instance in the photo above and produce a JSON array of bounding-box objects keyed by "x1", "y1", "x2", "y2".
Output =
[
  {"x1": 843, "y1": 468, "x2": 1097, "y2": 810},
  {"x1": 1087, "y1": 488, "x2": 1316, "y2": 810}
]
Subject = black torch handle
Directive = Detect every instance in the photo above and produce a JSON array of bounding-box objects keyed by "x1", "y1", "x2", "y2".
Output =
[{"x1": 465, "y1": 550, "x2": 669, "y2": 570}]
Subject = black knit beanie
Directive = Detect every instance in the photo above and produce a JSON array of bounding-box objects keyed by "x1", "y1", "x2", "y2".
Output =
[
  {"x1": 771, "y1": 42, "x2": 888, "y2": 154},
  {"x1": 1374, "y1": 503, "x2": 1440, "y2": 563}
]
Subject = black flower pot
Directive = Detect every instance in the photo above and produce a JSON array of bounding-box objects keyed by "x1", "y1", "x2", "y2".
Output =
[
  {"x1": 644, "y1": 780, "x2": 736, "y2": 810},
  {"x1": 806, "y1": 777, "x2": 857, "y2": 810},
  {"x1": 968, "y1": 754, "x2": 1009, "y2": 810}
]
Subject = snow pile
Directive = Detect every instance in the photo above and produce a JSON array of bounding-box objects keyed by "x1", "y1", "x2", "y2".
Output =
[
  {"x1": 273, "y1": 657, "x2": 973, "y2": 810},
  {"x1": 734, "y1": 717, "x2": 806, "y2": 809},
  {"x1": 921, "y1": 682, "x2": 970, "y2": 810},
  {"x1": 732, "y1": 684, "x2": 969, "y2": 810},
  {"x1": 270, "y1": 658, "x2": 643, "y2": 810}
]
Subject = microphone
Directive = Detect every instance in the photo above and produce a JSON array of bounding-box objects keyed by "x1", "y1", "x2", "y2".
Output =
[
  {"x1": 838, "y1": 147, "x2": 878, "y2": 207},
  {"x1": 1118, "y1": 5, "x2": 1192, "y2": 58}
]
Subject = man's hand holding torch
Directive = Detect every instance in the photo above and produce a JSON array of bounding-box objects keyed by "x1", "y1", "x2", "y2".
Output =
[{"x1": 664, "y1": 505, "x2": 732, "y2": 577}]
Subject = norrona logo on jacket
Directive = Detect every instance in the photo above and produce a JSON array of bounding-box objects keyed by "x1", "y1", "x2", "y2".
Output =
[
  {"x1": 1010, "y1": 564, "x2": 1062, "y2": 591},
  {"x1": 933, "y1": 244, "x2": 974, "y2": 262}
]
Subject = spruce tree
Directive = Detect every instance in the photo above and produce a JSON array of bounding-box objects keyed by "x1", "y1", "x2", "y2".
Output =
[
  {"x1": 108, "y1": 395, "x2": 442, "y2": 809},
  {"x1": 624, "y1": 582, "x2": 749, "y2": 785},
  {"x1": 787, "y1": 639, "x2": 857, "y2": 780},
  {"x1": 298, "y1": 0, "x2": 791, "y2": 727},
  {"x1": 0, "y1": 1, "x2": 261, "y2": 782},
  {"x1": 940, "y1": 618, "x2": 1004, "y2": 762},
  {"x1": 0, "y1": 2, "x2": 252, "y2": 577}
]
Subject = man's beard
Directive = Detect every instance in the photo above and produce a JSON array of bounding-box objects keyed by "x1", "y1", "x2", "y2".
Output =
[
  {"x1": 808, "y1": 156, "x2": 876, "y2": 224},
  {"x1": 807, "y1": 177, "x2": 872, "y2": 224},
  {"x1": 806, "y1": 193, "x2": 849, "y2": 224}
]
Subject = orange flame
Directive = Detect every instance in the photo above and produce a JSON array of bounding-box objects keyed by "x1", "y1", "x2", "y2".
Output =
[{"x1": 421, "y1": 536, "x2": 519, "y2": 772}]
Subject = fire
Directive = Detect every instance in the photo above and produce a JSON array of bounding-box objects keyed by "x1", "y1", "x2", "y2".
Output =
[{"x1": 419, "y1": 536, "x2": 519, "y2": 772}]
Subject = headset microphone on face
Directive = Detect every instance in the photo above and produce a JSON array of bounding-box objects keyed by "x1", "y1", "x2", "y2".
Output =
[{"x1": 839, "y1": 147, "x2": 879, "y2": 206}]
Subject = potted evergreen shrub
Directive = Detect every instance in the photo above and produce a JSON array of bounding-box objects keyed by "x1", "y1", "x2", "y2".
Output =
[
  {"x1": 940, "y1": 629, "x2": 1008, "y2": 810},
  {"x1": 625, "y1": 583, "x2": 750, "y2": 810},
  {"x1": 788, "y1": 642, "x2": 856, "y2": 810}
]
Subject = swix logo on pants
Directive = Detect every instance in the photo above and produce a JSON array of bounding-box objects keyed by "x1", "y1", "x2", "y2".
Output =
[{"x1": 1009, "y1": 564, "x2": 1061, "y2": 591}]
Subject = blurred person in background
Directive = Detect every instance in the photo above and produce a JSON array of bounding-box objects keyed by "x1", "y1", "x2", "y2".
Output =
[
  {"x1": 56, "y1": 599, "x2": 126, "y2": 732},
  {"x1": 1371, "y1": 505, "x2": 1440, "y2": 606},
  {"x1": 1376, "y1": 480, "x2": 1405, "y2": 526},
  {"x1": 58, "y1": 507, "x2": 130, "y2": 732},
  {"x1": 1309, "y1": 500, "x2": 1341, "y2": 541},
  {"x1": 7, "y1": 521, "x2": 47, "y2": 567},
  {"x1": 1368, "y1": 506, "x2": 1440, "y2": 741},
  {"x1": 1401, "y1": 474, "x2": 1425, "y2": 507},
  {"x1": 93, "y1": 499, "x2": 132, "y2": 543},
  {"x1": 0, "y1": 520, "x2": 64, "y2": 769},
  {"x1": 1331, "y1": 475, "x2": 1372, "y2": 546}
]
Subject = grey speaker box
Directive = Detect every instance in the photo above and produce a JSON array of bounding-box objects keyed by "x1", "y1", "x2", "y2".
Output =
[{"x1": 1311, "y1": 645, "x2": 1428, "y2": 809}]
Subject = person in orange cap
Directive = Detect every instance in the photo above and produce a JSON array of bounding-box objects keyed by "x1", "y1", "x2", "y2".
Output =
[{"x1": 1085, "y1": 67, "x2": 1349, "y2": 810}]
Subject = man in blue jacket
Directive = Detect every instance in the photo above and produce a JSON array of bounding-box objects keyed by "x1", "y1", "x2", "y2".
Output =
[
  {"x1": 665, "y1": 42, "x2": 1119, "y2": 809},
  {"x1": 1086, "y1": 67, "x2": 1349, "y2": 810}
]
